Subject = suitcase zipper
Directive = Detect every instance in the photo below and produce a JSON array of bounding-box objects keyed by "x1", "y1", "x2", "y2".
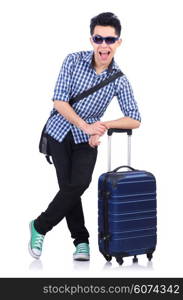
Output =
[{"x1": 102, "y1": 175, "x2": 111, "y2": 253}]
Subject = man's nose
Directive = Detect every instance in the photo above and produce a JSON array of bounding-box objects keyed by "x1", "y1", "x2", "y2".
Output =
[{"x1": 101, "y1": 40, "x2": 108, "y2": 46}]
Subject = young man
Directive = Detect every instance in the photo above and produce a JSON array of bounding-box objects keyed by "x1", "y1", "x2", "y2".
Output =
[{"x1": 29, "y1": 12, "x2": 141, "y2": 261}]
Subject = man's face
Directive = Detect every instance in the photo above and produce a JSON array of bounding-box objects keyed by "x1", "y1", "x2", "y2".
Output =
[{"x1": 90, "y1": 25, "x2": 122, "y2": 67}]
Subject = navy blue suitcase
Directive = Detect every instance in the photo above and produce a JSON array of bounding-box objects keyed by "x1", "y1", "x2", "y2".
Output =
[{"x1": 98, "y1": 129, "x2": 157, "y2": 265}]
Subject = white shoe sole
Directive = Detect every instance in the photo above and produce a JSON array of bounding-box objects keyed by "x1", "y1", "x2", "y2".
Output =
[
  {"x1": 73, "y1": 253, "x2": 90, "y2": 261},
  {"x1": 28, "y1": 222, "x2": 41, "y2": 260}
]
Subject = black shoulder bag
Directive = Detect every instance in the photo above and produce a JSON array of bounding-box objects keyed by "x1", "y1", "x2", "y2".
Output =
[{"x1": 39, "y1": 71, "x2": 123, "y2": 164}]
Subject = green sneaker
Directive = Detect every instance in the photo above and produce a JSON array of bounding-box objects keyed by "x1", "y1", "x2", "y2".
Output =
[
  {"x1": 28, "y1": 221, "x2": 45, "y2": 259},
  {"x1": 73, "y1": 243, "x2": 90, "y2": 261}
]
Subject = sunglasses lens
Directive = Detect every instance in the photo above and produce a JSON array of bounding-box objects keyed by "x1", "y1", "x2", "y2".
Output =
[
  {"x1": 93, "y1": 35, "x2": 103, "y2": 44},
  {"x1": 105, "y1": 37, "x2": 116, "y2": 44},
  {"x1": 93, "y1": 35, "x2": 118, "y2": 44}
]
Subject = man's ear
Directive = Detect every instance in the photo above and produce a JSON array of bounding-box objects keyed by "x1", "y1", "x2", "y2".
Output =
[
  {"x1": 89, "y1": 37, "x2": 93, "y2": 46},
  {"x1": 117, "y1": 38, "x2": 122, "y2": 47}
]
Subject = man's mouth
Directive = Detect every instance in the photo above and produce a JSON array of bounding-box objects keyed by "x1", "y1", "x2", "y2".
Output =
[{"x1": 99, "y1": 51, "x2": 111, "y2": 60}]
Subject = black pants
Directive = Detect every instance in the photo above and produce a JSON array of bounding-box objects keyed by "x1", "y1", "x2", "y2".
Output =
[{"x1": 34, "y1": 131, "x2": 98, "y2": 246}]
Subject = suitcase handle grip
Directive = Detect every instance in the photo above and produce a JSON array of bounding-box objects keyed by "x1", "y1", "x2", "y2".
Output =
[
  {"x1": 107, "y1": 129, "x2": 132, "y2": 136},
  {"x1": 112, "y1": 165, "x2": 136, "y2": 172}
]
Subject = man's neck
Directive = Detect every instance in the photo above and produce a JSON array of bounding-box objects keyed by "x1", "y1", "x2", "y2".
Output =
[{"x1": 95, "y1": 65, "x2": 108, "y2": 74}]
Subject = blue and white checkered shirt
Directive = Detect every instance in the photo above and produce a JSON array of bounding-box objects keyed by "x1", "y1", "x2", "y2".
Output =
[{"x1": 46, "y1": 50, "x2": 141, "y2": 144}]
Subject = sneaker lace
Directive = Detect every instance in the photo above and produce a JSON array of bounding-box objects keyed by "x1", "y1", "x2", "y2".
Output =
[
  {"x1": 34, "y1": 234, "x2": 44, "y2": 249},
  {"x1": 76, "y1": 243, "x2": 89, "y2": 254}
]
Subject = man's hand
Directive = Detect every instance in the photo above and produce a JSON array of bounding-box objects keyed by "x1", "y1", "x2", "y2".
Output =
[
  {"x1": 83, "y1": 121, "x2": 107, "y2": 136},
  {"x1": 89, "y1": 134, "x2": 101, "y2": 148}
]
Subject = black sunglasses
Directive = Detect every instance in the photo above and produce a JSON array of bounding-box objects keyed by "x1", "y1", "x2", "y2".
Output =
[{"x1": 92, "y1": 35, "x2": 119, "y2": 45}]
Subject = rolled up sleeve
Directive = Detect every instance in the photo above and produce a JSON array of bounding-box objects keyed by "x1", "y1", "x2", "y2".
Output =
[
  {"x1": 115, "y1": 75, "x2": 141, "y2": 122},
  {"x1": 52, "y1": 54, "x2": 74, "y2": 101}
]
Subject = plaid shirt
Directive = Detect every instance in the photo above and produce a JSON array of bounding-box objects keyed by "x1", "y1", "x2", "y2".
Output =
[{"x1": 46, "y1": 51, "x2": 141, "y2": 144}]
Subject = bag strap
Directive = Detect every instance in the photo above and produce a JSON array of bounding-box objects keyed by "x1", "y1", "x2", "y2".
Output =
[
  {"x1": 69, "y1": 71, "x2": 123, "y2": 106},
  {"x1": 49, "y1": 71, "x2": 123, "y2": 119},
  {"x1": 45, "y1": 70, "x2": 124, "y2": 164}
]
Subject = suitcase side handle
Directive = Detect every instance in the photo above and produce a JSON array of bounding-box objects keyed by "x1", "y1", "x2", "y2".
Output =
[
  {"x1": 107, "y1": 129, "x2": 132, "y2": 136},
  {"x1": 112, "y1": 165, "x2": 136, "y2": 172}
]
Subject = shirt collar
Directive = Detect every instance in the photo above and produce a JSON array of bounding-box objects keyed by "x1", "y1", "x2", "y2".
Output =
[{"x1": 83, "y1": 51, "x2": 119, "y2": 73}]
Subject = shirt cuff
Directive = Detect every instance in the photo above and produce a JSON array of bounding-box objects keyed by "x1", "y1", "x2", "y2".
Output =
[
  {"x1": 52, "y1": 92, "x2": 70, "y2": 102},
  {"x1": 125, "y1": 110, "x2": 141, "y2": 122}
]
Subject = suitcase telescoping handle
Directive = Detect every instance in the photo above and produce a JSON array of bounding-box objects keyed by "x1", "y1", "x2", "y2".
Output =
[{"x1": 107, "y1": 128, "x2": 132, "y2": 172}]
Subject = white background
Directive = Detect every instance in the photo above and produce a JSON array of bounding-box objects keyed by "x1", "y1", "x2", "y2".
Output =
[{"x1": 0, "y1": 0, "x2": 183, "y2": 278}]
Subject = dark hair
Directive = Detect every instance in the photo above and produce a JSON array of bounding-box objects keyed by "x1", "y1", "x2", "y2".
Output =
[{"x1": 90, "y1": 12, "x2": 121, "y2": 37}]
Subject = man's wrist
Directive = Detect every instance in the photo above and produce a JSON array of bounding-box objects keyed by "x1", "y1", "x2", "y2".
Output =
[
  {"x1": 102, "y1": 121, "x2": 111, "y2": 129},
  {"x1": 78, "y1": 120, "x2": 88, "y2": 132}
]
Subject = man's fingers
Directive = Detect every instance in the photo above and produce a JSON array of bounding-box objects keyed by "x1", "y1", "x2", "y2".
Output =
[
  {"x1": 96, "y1": 129, "x2": 103, "y2": 135},
  {"x1": 89, "y1": 137, "x2": 100, "y2": 148},
  {"x1": 94, "y1": 123, "x2": 106, "y2": 130},
  {"x1": 89, "y1": 137, "x2": 95, "y2": 148},
  {"x1": 88, "y1": 122, "x2": 107, "y2": 136},
  {"x1": 95, "y1": 127, "x2": 106, "y2": 135}
]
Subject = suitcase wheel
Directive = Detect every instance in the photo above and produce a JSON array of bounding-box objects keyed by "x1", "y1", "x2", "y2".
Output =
[
  {"x1": 103, "y1": 254, "x2": 112, "y2": 262},
  {"x1": 147, "y1": 253, "x2": 153, "y2": 261},
  {"x1": 133, "y1": 255, "x2": 138, "y2": 263},
  {"x1": 116, "y1": 256, "x2": 124, "y2": 265}
]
